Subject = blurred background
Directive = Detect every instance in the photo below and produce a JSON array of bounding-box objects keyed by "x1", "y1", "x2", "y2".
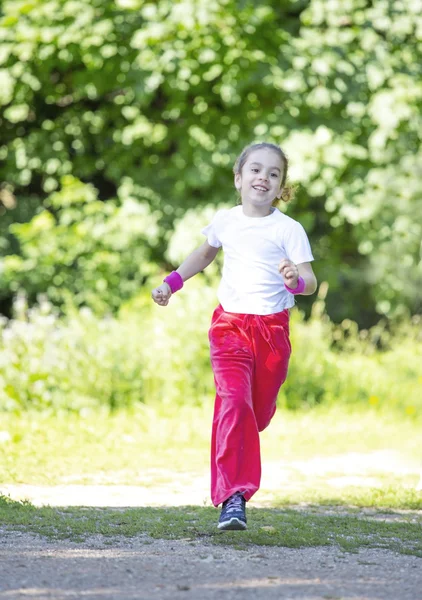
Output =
[{"x1": 0, "y1": 0, "x2": 421, "y2": 419}]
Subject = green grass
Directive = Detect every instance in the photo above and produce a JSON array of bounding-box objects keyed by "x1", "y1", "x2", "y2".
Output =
[
  {"x1": 1, "y1": 495, "x2": 421, "y2": 557},
  {"x1": 0, "y1": 404, "x2": 420, "y2": 499},
  {"x1": 0, "y1": 404, "x2": 420, "y2": 480},
  {"x1": 0, "y1": 403, "x2": 211, "y2": 484}
]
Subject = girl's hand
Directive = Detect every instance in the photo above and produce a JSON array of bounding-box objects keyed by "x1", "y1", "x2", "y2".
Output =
[
  {"x1": 279, "y1": 259, "x2": 299, "y2": 289},
  {"x1": 151, "y1": 283, "x2": 172, "y2": 306}
]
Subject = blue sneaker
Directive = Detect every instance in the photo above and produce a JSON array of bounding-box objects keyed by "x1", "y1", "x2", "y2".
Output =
[{"x1": 218, "y1": 492, "x2": 247, "y2": 530}]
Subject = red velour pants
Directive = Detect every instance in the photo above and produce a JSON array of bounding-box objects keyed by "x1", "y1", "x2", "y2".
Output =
[{"x1": 209, "y1": 304, "x2": 291, "y2": 507}]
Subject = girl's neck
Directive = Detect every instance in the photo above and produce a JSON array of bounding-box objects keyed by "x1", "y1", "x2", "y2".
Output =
[{"x1": 241, "y1": 204, "x2": 274, "y2": 218}]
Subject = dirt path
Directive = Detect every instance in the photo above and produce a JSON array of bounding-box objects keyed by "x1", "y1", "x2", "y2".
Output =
[{"x1": 0, "y1": 529, "x2": 421, "y2": 600}]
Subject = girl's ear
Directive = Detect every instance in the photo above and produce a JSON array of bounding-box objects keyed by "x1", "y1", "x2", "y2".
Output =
[
  {"x1": 234, "y1": 172, "x2": 242, "y2": 191},
  {"x1": 277, "y1": 186, "x2": 283, "y2": 199}
]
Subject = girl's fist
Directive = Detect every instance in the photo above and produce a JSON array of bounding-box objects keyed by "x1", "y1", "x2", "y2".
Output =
[
  {"x1": 278, "y1": 259, "x2": 299, "y2": 288},
  {"x1": 151, "y1": 282, "x2": 172, "y2": 306}
]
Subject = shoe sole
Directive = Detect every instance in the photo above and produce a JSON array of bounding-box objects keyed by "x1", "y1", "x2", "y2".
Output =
[{"x1": 218, "y1": 517, "x2": 247, "y2": 531}]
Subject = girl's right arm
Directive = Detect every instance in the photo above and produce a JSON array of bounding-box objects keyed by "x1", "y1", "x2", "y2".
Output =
[{"x1": 151, "y1": 241, "x2": 220, "y2": 306}]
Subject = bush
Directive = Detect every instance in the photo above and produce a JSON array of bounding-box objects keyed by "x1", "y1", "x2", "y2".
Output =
[
  {"x1": 0, "y1": 284, "x2": 421, "y2": 415},
  {"x1": 2, "y1": 176, "x2": 159, "y2": 314}
]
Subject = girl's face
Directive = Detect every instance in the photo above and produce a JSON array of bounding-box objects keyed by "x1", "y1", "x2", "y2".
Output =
[{"x1": 234, "y1": 148, "x2": 284, "y2": 211}]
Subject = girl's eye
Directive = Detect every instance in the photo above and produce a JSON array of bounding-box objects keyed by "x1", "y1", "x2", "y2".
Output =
[
  {"x1": 271, "y1": 173, "x2": 278, "y2": 178},
  {"x1": 251, "y1": 168, "x2": 259, "y2": 172}
]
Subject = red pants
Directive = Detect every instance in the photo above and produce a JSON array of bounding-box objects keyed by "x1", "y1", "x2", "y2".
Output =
[{"x1": 209, "y1": 305, "x2": 291, "y2": 506}]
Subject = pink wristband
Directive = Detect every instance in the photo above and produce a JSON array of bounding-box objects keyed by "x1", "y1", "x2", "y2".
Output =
[
  {"x1": 163, "y1": 271, "x2": 184, "y2": 294},
  {"x1": 285, "y1": 276, "x2": 305, "y2": 295}
]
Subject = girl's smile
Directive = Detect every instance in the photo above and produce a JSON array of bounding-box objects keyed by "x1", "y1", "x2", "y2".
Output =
[{"x1": 252, "y1": 184, "x2": 269, "y2": 192}]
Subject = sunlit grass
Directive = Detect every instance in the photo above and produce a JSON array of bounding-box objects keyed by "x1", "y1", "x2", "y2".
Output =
[
  {"x1": 1, "y1": 495, "x2": 421, "y2": 557},
  {"x1": 0, "y1": 404, "x2": 420, "y2": 511}
]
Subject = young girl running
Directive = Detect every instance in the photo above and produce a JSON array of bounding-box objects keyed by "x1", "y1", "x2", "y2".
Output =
[{"x1": 152, "y1": 142, "x2": 317, "y2": 530}]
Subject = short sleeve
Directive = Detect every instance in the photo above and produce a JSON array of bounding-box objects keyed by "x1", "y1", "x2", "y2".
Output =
[
  {"x1": 201, "y1": 210, "x2": 226, "y2": 248},
  {"x1": 284, "y1": 221, "x2": 314, "y2": 264}
]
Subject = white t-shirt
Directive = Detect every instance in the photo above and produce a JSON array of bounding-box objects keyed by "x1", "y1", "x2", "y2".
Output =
[{"x1": 201, "y1": 205, "x2": 314, "y2": 315}]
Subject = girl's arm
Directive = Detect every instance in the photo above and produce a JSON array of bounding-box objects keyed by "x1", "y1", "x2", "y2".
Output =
[
  {"x1": 176, "y1": 240, "x2": 220, "y2": 282},
  {"x1": 297, "y1": 262, "x2": 317, "y2": 295},
  {"x1": 152, "y1": 241, "x2": 220, "y2": 306},
  {"x1": 279, "y1": 260, "x2": 317, "y2": 296}
]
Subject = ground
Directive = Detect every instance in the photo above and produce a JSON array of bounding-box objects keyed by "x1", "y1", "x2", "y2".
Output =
[
  {"x1": 1, "y1": 452, "x2": 422, "y2": 600},
  {"x1": 1, "y1": 529, "x2": 421, "y2": 600}
]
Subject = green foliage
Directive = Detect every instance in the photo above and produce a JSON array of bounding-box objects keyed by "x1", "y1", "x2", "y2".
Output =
[
  {"x1": 2, "y1": 176, "x2": 159, "y2": 313},
  {"x1": 282, "y1": 306, "x2": 422, "y2": 413},
  {"x1": 0, "y1": 285, "x2": 421, "y2": 413},
  {"x1": 0, "y1": 0, "x2": 421, "y2": 323},
  {"x1": 0, "y1": 293, "x2": 148, "y2": 411}
]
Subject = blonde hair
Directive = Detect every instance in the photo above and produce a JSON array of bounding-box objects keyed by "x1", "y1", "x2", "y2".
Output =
[{"x1": 233, "y1": 142, "x2": 295, "y2": 204}]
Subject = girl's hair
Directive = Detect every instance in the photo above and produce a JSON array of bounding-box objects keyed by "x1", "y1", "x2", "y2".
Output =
[{"x1": 233, "y1": 142, "x2": 295, "y2": 204}]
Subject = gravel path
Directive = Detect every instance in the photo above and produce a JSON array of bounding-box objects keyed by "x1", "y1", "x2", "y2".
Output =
[{"x1": 0, "y1": 529, "x2": 421, "y2": 600}]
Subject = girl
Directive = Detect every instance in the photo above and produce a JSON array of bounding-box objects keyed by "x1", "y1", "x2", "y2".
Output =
[{"x1": 152, "y1": 142, "x2": 317, "y2": 530}]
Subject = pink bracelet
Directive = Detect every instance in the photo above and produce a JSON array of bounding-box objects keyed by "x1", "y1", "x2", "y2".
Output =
[
  {"x1": 163, "y1": 271, "x2": 184, "y2": 294},
  {"x1": 285, "y1": 276, "x2": 305, "y2": 295}
]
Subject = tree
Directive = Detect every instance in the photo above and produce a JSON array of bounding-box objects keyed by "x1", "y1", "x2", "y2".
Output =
[{"x1": 1, "y1": 0, "x2": 421, "y2": 322}]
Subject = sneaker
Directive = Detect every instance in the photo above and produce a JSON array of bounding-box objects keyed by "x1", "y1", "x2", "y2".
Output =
[{"x1": 218, "y1": 492, "x2": 247, "y2": 530}]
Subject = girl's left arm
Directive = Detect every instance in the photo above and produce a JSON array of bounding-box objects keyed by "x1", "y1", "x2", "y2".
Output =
[
  {"x1": 279, "y1": 259, "x2": 317, "y2": 295},
  {"x1": 297, "y1": 262, "x2": 317, "y2": 295}
]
